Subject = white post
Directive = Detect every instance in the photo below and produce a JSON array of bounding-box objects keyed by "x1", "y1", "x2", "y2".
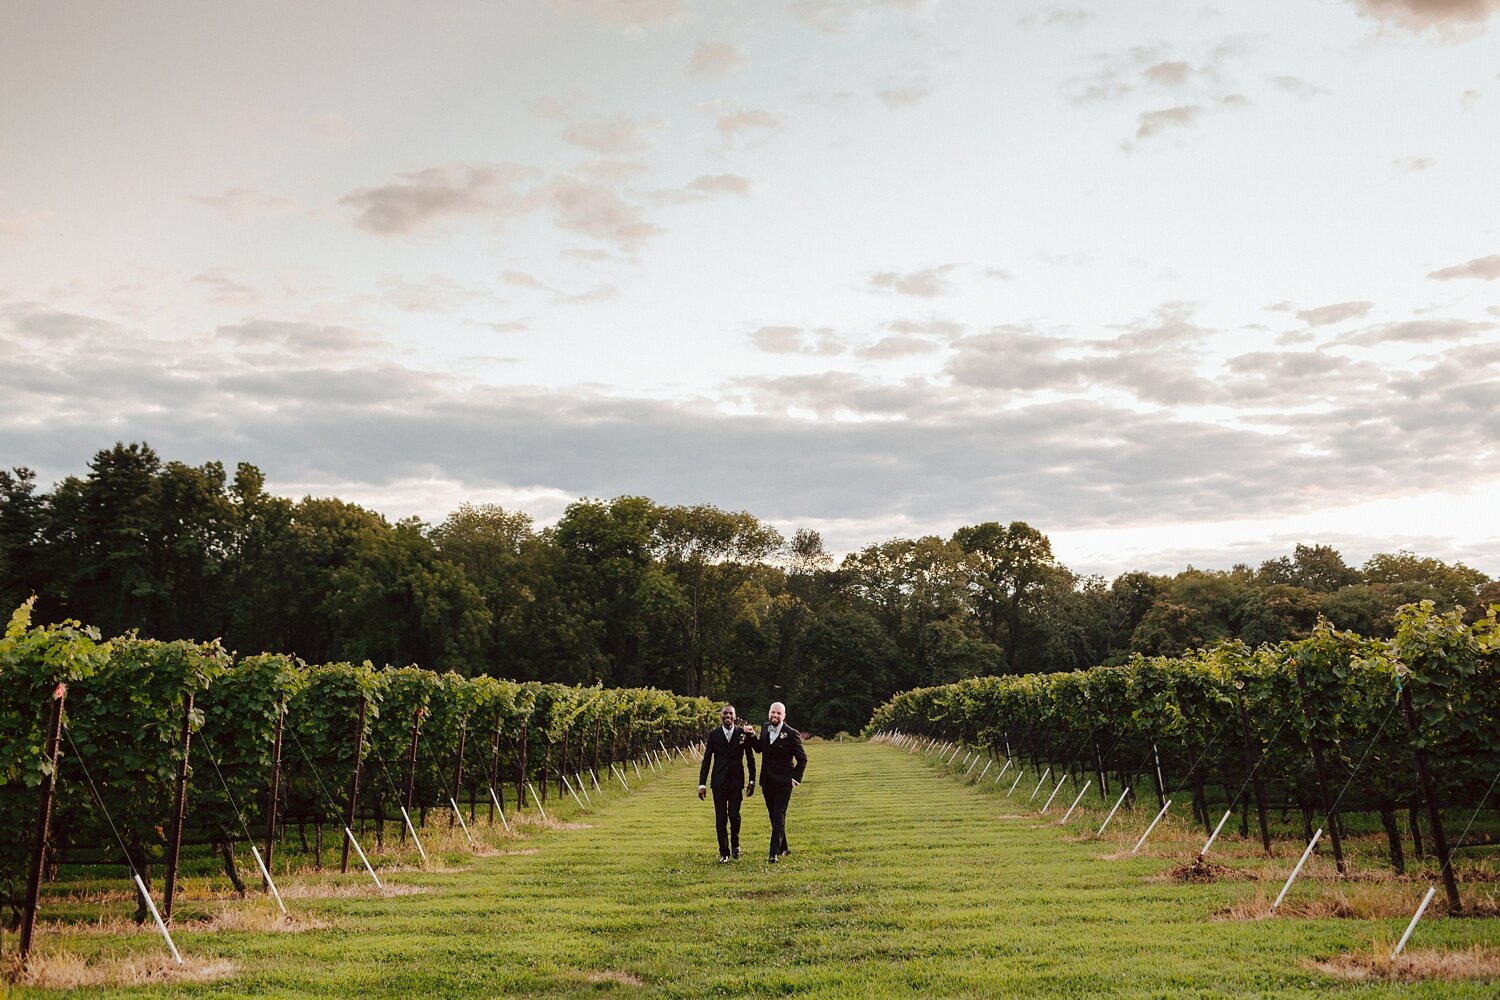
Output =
[
  {"x1": 345, "y1": 826, "x2": 383, "y2": 887},
  {"x1": 1007, "y1": 770, "x2": 1025, "y2": 796},
  {"x1": 400, "y1": 806, "x2": 428, "y2": 862},
  {"x1": 979, "y1": 759, "x2": 993, "y2": 781},
  {"x1": 1096, "y1": 788, "x2": 1130, "y2": 837},
  {"x1": 612, "y1": 763, "x2": 631, "y2": 791},
  {"x1": 1197, "y1": 808, "x2": 1233, "y2": 861},
  {"x1": 994, "y1": 759, "x2": 1013, "y2": 783},
  {"x1": 576, "y1": 774, "x2": 593, "y2": 805},
  {"x1": 1131, "y1": 800, "x2": 1172, "y2": 855},
  {"x1": 1027, "y1": 767, "x2": 1051, "y2": 803},
  {"x1": 590, "y1": 769, "x2": 602, "y2": 792},
  {"x1": 1059, "y1": 780, "x2": 1092, "y2": 824},
  {"x1": 527, "y1": 782, "x2": 548, "y2": 823},
  {"x1": 562, "y1": 774, "x2": 586, "y2": 810},
  {"x1": 632, "y1": 759, "x2": 642, "y2": 780},
  {"x1": 248, "y1": 844, "x2": 287, "y2": 915},
  {"x1": 1391, "y1": 885, "x2": 1438, "y2": 958},
  {"x1": 488, "y1": 786, "x2": 512, "y2": 833},
  {"x1": 961, "y1": 751, "x2": 974, "y2": 769},
  {"x1": 965, "y1": 755, "x2": 980, "y2": 777},
  {"x1": 449, "y1": 797, "x2": 477, "y2": 846},
  {"x1": 1271, "y1": 828, "x2": 1322, "y2": 912},
  {"x1": 1040, "y1": 773, "x2": 1069, "y2": 813},
  {"x1": 133, "y1": 872, "x2": 183, "y2": 964}
]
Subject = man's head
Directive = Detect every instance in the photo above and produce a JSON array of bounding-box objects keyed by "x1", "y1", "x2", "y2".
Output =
[
  {"x1": 768, "y1": 702, "x2": 785, "y2": 726},
  {"x1": 720, "y1": 704, "x2": 736, "y2": 728}
]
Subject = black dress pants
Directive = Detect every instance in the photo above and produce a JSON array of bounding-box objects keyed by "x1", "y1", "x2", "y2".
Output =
[
  {"x1": 763, "y1": 781, "x2": 792, "y2": 857},
  {"x1": 712, "y1": 786, "x2": 743, "y2": 856}
]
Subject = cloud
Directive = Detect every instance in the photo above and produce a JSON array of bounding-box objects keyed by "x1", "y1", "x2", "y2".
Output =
[
  {"x1": 534, "y1": 176, "x2": 662, "y2": 246},
  {"x1": 215, "y1": 319, "x2": 383, "y2": 357},
  {"x1": 947, "y1": 307, "x2": 1219, "y2": 406},
  {"x1": 1268, "y1": 75, "x2": 1328, "y2": 99},
  {"x1": 504, "y1": 270, "x2": 551, "y2": 290},
  {"x1": 686, "y1": 174, "x2": 754, "y2": 197},
  {"x1": 1391, "y1": 156, "x2": 1436, "y2": 172},
  {"x1": 557, "y1": 284, "x2": 622, "y2": 305},
  {"x1": 715, "y1": 107, "x2": 787, "y2": 146},
  {"x1": 1017, "y1": 8, "x2": 1096, "y2": 27},
  {"x1": 5, "y1": 302, "x2": 1499, "y2": 560},
  {"x1": 1133, "y1": 105, "x2": 1202, "y2": 140},
  {"x1": 877, "y1": 77, "x2": 933, "y2": 108},
  {"x1": 685, "y1": 41, "x2": 748, "y2": 80},
  {"x1": 749, "y1": 325, "x2": 844, "y2": 355},
  {"x1": 341, "y1": 163, "x2": 659, "y2": 248},
  {"x1": 1143, "y1": 60, "x2": 1194, "y2": 86},
  {"x1": 561, "y1": 114, "x2": 663, "y2": 154},
  {"x1": 192, "y1": 268, "x2": 261, "y2": 307},
  {"x1": 1297, "y1": 301, "x2": 1373, "y2": 326},
  {"x1": 868, "y1": 265, "x2": 956, "y2": 298},
  {"x1": 340, "y1": 164, "x2": 538, "y2": 236},
  {"x1": 375, "y1": 274, "x2": 490, "y2": 313},
  {"x1": 855, "y1": 335, "x2": 942, "y2": 359},
  {"x1": 888, "y1": 318, "x2": 965, "y2": 338},
  {"x1": 474, "y1": 320, "x2": 530, "y2": 334},
  {"x1": 1427, "y1": 254, "x2": 1500, "y2": 280},
  {"x1": 190, "y1": 187, "x2": 301, "y2": 223},
  {"x1": 1338, "y1": 318, "x2": 1495, "y2": 345},
  {"x1": 1351, "y1": 0, "x2": 1500, "y2": 32}
]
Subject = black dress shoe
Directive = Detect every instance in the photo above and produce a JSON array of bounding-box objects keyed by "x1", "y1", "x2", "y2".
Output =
[
  {"x1": 719, "y1": 855, "x2": 730, "y2": 863},
  {"x1": 767, "y1": 854, "x2": 779, "y2": 863},
  {"x1": 732, "y1": 847, "x2": 741, "y2": 859}
]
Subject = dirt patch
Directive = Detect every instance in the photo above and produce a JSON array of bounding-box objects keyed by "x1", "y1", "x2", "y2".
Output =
[
  {"x1": 6, "y1": 952, "x2": 235, "y2": 990},
  {"x1": 1310, "y1": 946, "x2": 1500, "y2": 983},
  {"x1": 1166, "y1": 859, "x2": 1252, "y2": 883},
  {"x1": 496, "y1": 847, "x2": 541, "y2": 856}
]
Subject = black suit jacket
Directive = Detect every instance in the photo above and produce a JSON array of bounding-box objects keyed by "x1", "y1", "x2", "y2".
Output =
[
  {"x1": 754, "y1": 725, "x2": 807, "y2": 786},
  {"x1": 698, "y1": 726, "x2": 757, "y2": 791}
]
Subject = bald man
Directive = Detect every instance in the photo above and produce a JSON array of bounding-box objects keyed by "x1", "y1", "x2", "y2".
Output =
[{"x1": 750, "y1": 701, "x2": 807, "y2": 862}]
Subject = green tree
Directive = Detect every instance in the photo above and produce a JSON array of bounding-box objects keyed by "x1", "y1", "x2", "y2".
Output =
[{"x1": 951, "y1": 521, "x2": 1058, "y2": 672}]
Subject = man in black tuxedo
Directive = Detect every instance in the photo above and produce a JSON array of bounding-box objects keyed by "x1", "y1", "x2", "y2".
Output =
[
  {"x1": 751, "y1": 701, "x2": 807, "y2": 863},
  {"x1": 697, "y1": 704, "x2": 758, "y2": 862}
]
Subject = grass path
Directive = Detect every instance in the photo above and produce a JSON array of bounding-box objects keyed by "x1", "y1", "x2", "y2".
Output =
[{"x1": 15, "y1": 741, "x2": 1498, "y2": 997}]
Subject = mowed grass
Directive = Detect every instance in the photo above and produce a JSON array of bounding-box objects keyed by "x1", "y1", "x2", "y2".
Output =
[{"x1": 9, "y1": 742, "x2": 1498, "y2": 998}]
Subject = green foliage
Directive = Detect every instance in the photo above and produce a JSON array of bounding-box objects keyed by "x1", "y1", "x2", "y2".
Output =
[
  {"x1": 868, "y1": 602, "x2": 1498, "y2": 817},
  {"x1": 0, "y1": 599, "x2": 111, "y2": 911}
]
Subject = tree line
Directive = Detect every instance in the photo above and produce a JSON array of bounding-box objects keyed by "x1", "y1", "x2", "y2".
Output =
[{"x1": 1, "y1": 442, "x2": 1495, "y2": 736}]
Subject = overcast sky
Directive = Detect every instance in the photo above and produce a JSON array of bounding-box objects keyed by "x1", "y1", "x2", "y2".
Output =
[{"x1": 2, "y1": 0, "x2": 1498, "y2": 577}]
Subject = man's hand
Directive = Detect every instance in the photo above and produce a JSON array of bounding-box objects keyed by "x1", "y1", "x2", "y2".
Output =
[
  {"x1": 791, "y1": 779, "x2": 800, "y2": 787},
  {"x1": 746, "y1": 780, "x2": 755, "y2": 797},
  {"x1": 697, "y1": 785, "x2": 706, "y2": 800}
]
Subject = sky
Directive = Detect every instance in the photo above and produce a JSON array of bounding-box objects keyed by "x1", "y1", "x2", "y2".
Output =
[{"x1": 2, "y1": 0, "x2": 1498, "y2": 578}]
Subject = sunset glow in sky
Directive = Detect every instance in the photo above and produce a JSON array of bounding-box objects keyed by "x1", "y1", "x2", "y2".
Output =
[{"x1": 3, "y1": 0, "x2": 1498, "y2": 575}]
